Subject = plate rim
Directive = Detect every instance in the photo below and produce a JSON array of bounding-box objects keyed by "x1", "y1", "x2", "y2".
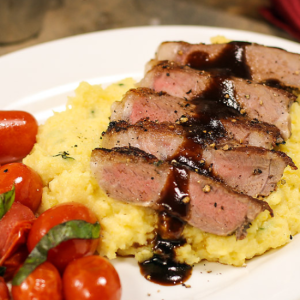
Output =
[
  {"x1": 1, "y1": 25, "x2": 300, "y2": 60},
  {"x1": 1, "y1": 25, "x2": 300, "y2": 300}
]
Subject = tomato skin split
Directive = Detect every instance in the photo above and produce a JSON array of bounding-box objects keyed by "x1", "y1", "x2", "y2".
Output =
[
  {"x1": 0, "y1": 202, "x2": 35, "y2": 267},
  {"x1": 0, "y1": 163, "x2": 43, "y2": 213},
  {"x1": 0, "y1": 111, "x2": 38, "y2": 165},
  {"x1": 27, "y1": 202, "x2": 99, "y2": 273},
  {"x1": 1, "y1": 245, "x2": 29, "y2": 282},
  {"x1": 63, "y1": 255, "x2": 122, "y2": 300},
  {"x1": 11, "y1": 261, "x2": 63, "y2": 300}
]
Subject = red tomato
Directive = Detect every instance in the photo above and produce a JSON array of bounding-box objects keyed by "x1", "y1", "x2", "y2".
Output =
[
  {"x1": 0, "y1": 163, "x2": 43, "y2": 213},
  {"x1": 63, "y1": 255, "x2": 121, "y2": 300},
  {"x1": 0, "y1": 111, "x2": 38, "y2": 165},
  {"x1": 0, "y1": 277, "x2": 9, "y2": 300},
  {"x1": 27, "y1": 202, "x2": 99, "y2": 273},
  {"x1": 11, "y1": 261, "x2": 63, "y2": 300},
  {"x1": 1, "y1": 245, "x2": 29, "y2": 282},
  {"x1": 0, "y1": 202, "x2": 35, "y2": 266}
]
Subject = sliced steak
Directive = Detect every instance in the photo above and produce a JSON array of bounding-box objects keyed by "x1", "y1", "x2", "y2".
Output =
[
  {"x1": 201, "y1": 146, "x2": 296, "y2": 197},
  {"x1": 90, "y1": 147, "x2": 273, "y2": 239},
  {"x1": 219, "y1": 118, "x2": 283, "y2": 149},
  {"x1": 103, "y1": 120, "x2": 193, "y2": 161},
  {"x1": 154, "y1": 41, "x2": 300, "y2": 90},
  {"x1": 102, "y1": 120, "x2": 296, "y2": 197},
  {"x1": 139, "y1": 61, "x2": 295, "y2": 139},
  {"x1": 111, "y1": 87, "x2": 283, "y2": 149}
]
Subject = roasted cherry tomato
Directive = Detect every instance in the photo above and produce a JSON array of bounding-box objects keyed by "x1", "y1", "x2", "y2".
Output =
[
  {"x1": 0, "y1": 111, "x2": 38, "y2": 165},
  {"x1": 0, "y1": 163, "x2": 43, "y2": 213},
  {"x1": 63, "y1": 255, "x2": 121, "y2": 300},
  {"x1": 27, "y1": 202, "x2": 99, "y2": 272},
  {"x1": 11, "y1": 261, "x2": 63, "y2": 300},
  {"x1": 0, "y1": 277, "x2": 9, "y2": 300},
  {"x1": 0, "y1": 202, "x2": 35, "y2": 266},
  {"x1": 1, "y1": 245, "x2": 29, "y2": 282}
]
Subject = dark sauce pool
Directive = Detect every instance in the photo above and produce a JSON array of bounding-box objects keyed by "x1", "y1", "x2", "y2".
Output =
[
  {"x1": 139, "y1": 213, "x2": 192, "y2": 285},
  {"x1": 139, "y1": 248, "x2": 192, "y2": 286}
]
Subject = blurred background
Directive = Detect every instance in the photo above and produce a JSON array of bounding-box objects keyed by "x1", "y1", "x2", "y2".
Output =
[{"x1": 0, "y1": 0, "x2": 299, "y2": 56}]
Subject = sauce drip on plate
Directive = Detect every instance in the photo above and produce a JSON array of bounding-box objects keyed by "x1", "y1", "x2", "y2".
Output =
[{"x1": 139, "y1": 213, "x2": 192, "y2": 285}]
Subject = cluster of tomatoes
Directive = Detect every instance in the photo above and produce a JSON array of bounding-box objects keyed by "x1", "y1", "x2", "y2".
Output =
[{"x1": 0, "y1": 111, "x2": 121, "y2": 300}]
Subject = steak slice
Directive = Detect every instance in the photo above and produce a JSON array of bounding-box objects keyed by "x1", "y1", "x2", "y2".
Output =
[
  {"x1": 110, "y1": 87, "x2": 284, "y2": 149},
  {"x1": 102, "y1": 120, "x2": 296, "y2": 197},
  {"x1": 103, "y1": 120, "x2": 194, "y2": 161},
  {"x1": 139, "y1": 61, "x2": 295, "y2": 139},
  {"x1": 154, "y1": 41, "x2": 300, "y2": 90},
  {"x1": 90, "y1": 147, "x2": 273, "y2": 239}
]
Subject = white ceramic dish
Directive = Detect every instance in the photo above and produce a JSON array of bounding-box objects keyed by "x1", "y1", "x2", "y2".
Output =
[{"x1": 1, "y1": 26, "x2": 300, "y2": 300}]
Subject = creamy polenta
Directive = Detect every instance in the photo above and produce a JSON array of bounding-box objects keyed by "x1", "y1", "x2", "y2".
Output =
[{"x1": 24, "y1": 79, "x2": 300, "y2": 267}]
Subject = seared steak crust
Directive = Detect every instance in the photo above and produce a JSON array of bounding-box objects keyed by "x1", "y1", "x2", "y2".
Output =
[
  {"x1": 111, "y1": 87, "x2": 284, "y2": 149},
  {"x1": 139, "y1": 61, "x2": 294, "y2": 139},
  {"x1": 154, "y1": 41, "x2": 300, "y2": 90},
  {"x1": 102, "y1": 120, "x2": 296, "y2": 197},
  {"x1": 91, "y1": 147, "x2": 273, "y2": 239}
]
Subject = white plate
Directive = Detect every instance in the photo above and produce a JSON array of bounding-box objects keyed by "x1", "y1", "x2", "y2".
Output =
[{"x1": 1, "y1": 26, "x2": 300, "y2": 300}]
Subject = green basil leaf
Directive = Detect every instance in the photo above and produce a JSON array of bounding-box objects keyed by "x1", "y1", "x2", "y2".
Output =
[
  {"x1": 0, "y1": 185, "x2": 15, "y2": 220},
  {"x1": 12, "y1": 220, "x2": 100, "y2": 286},
  {"x1": 0, "y1": 266, "x2": 6, "y2": 277}
]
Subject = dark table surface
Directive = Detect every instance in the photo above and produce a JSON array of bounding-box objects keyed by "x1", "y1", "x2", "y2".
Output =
[{"x1": 0, "y1": 0, "x2": 296, "y2": 57}]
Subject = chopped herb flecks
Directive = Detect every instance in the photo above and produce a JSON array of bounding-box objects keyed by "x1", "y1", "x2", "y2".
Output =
[{"x1": 53, "y1": 151, "x2": 75, "y2": 160}]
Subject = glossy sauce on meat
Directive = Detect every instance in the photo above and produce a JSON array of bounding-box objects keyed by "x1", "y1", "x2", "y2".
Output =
[
  {"x1": 263, "y1": 78, "x2": 286, "y2": 89},
  {"x1": 186, "y1": 41, "x2": 288, "y2": 90},
  {"x1": 186, "y1": 41, "x2": 252, "y2": 79},
  {"x1": 139, "y1": 166, "x2": 192, "y2": 285},
  {"x1": 139, "y1": 62, "x2": 270, "y2": 284},
  {"x1": 138, "y1": 112, "x2": 228, "y2": 285},
  {"x1": 170, "y1": 96, "x2": 241, "y2": 179},
  {"x1": 159, "y1": 166, "x2": 190, "y2": 217},
  {"x1": 198, "y1": 77, "x2": 240, "y2": 110}
]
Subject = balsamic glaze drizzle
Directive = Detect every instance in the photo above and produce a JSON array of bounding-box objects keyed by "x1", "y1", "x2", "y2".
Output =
[
  {"x1": 186, "y1": 41, "x2": 289, "y2": 90},
  {"x1": 139, "y1": 165, "x2": 193, "y2": 286},
  {"x1": 139, "y1": 62, "x2": 246, "y2": 285},
  {"x1": 158, "y1": 165, "x2": 190, "y2": 218},
  {"x1": 139, "y1": 250, "x2": 192, "y2": 286},
  {"x1": 186, "y1": 41, "x2": 252, "y2": 79},
  {"x1": 140, "y1": 41, "x2": 269, "y2": 285},
  {"x1": 139, "y1": 213, "x2": 192, "y2": 286},
  {"x1": 198, "y1": 77, "x2": 240, "y2": 111},
  {"x1": 263, "y1": 78, "x2": 285, "y2": 89}
]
